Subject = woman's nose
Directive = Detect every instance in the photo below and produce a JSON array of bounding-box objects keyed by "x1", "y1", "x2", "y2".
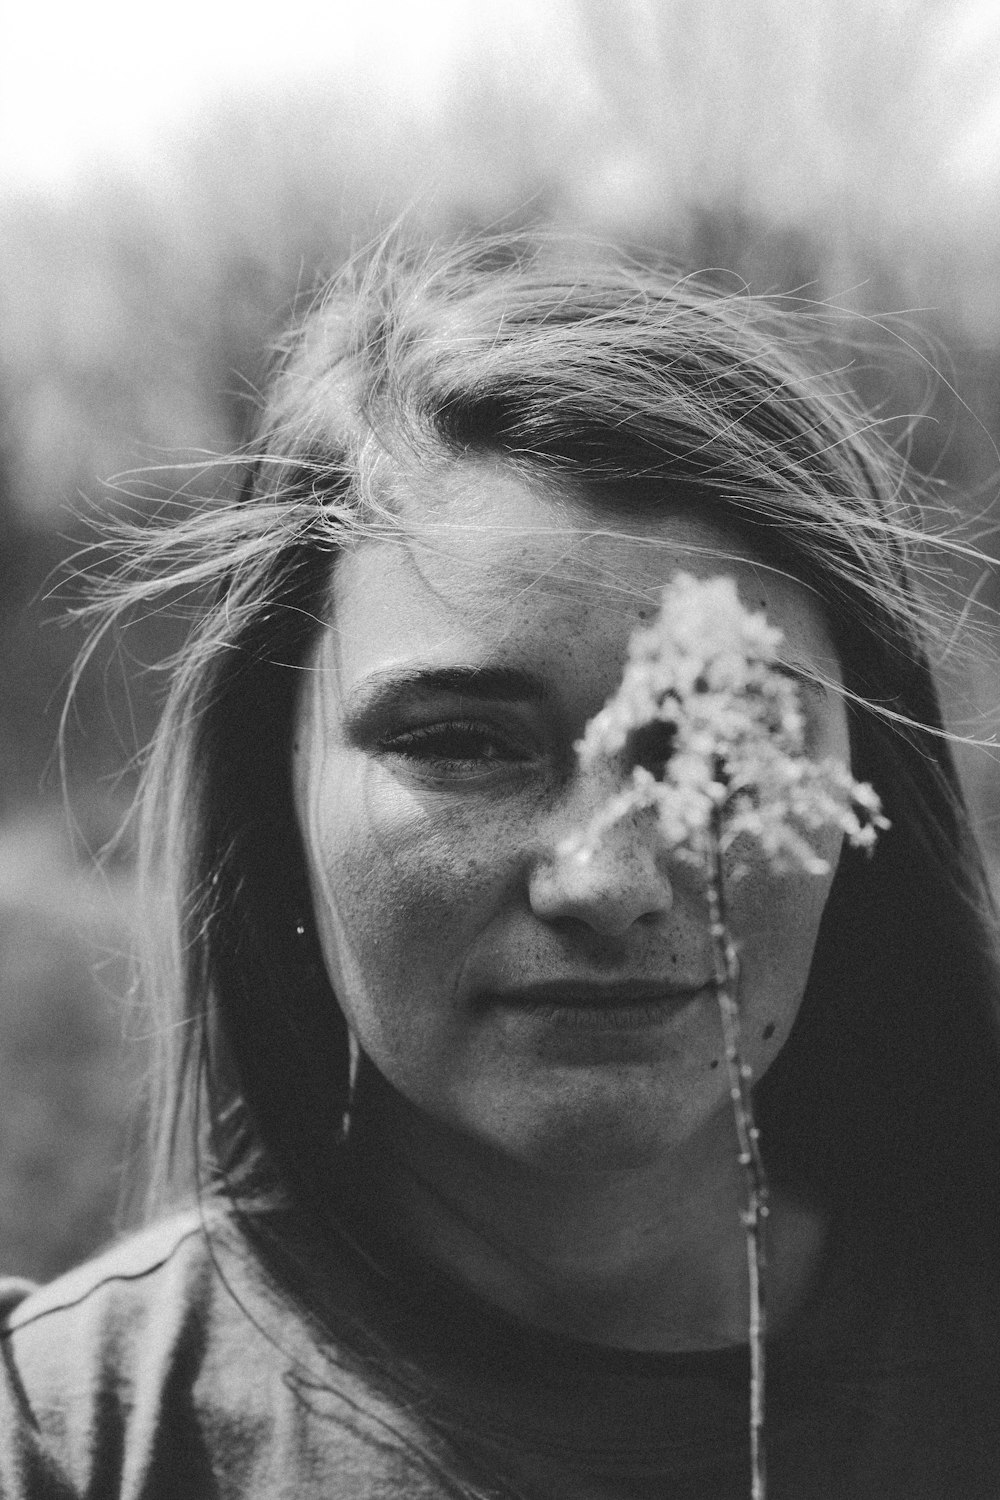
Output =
[{"x1": 527, "y1": 796, "x2": 674, "y2": 937}]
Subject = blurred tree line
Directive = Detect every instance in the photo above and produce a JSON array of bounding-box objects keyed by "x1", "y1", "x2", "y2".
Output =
[{"x1": 1, "y1": 0, "x2": 999, "y2": 1279}]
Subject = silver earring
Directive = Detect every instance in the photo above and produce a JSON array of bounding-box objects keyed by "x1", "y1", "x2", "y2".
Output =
[
  {"x1": 339, "y1": 1029, "x2": 361, "y2": 1143},
  {"x1": 294, "y1": 915, "x2": 358, "y2": 1144}
]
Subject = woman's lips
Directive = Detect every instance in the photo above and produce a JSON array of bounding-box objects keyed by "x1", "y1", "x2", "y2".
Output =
[{"x1": 481, "y1": 980, "x2": 713, "y2": 1028}]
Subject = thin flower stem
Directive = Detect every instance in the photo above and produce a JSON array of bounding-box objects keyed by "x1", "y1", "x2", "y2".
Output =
[
  {"x1": 571, "y1": 571, "x2": 885, "y2": 1500},
  {"x1": 704, "y1": 815, "x2": 769, "y2": 1500}
]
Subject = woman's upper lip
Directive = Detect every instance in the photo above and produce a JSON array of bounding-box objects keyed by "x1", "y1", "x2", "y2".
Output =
[{"x1": 483, "y1": 980, "x2": 711, "y2": 1008}]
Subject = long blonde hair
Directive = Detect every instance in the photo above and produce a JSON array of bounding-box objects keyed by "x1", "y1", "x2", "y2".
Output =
[{"x1": 90, "y1": 232, "x2": 999, "y2": 1239}]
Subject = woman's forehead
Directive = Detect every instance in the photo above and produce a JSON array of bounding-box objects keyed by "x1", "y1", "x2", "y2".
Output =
[
  {"x1": 318, "y1": 460, "x2": 842, "y2": 684},
  {"x1": 359, "y1": 458, "x2": 756, "y2": 598}
]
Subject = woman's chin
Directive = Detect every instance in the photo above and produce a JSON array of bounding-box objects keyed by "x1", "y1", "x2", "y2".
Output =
[{"x1": 447, "y1": 1076, "x2": 725, "y2": 1176}]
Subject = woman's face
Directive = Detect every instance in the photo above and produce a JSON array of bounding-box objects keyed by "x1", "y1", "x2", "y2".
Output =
[{"x1": 294, "y1": 461, "x2": 850, "y2": 1171}]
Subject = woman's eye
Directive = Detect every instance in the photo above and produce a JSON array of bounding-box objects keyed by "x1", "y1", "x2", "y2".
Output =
[{"x1": 379, "y1": 720, "x2": 527, "y2": 772}]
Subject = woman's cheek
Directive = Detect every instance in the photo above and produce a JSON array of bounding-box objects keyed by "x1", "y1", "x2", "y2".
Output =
[
  {"x1": 728, "y1": 854, "x2": 840, "y2": 1058},
  {"x1": 307, "y1": 768, "x2": 515, "y2": 997}
]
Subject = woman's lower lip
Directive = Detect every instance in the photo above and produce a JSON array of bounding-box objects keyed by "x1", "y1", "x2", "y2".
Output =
[{"x1": 487, "y1": 987, "x2": 711, "y2": 1029}]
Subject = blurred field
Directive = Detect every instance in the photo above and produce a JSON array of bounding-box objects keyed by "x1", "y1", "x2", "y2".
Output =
[
  {"x1": 0, "y1": 810, "x2": 146, "y2": 1279},
  {"x1": 2, "y1": 0, "x2": 1000, "y2": 1283}
]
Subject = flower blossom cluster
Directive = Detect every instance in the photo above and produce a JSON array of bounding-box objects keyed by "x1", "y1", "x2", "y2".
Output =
[{"x1": 571, "y1": 573, "x2": 887, "y2": 874}]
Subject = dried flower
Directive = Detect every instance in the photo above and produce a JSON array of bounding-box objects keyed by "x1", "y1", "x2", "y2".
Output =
[{"x1": 569, "y1": 572, "x2": 887, "y2": 873}]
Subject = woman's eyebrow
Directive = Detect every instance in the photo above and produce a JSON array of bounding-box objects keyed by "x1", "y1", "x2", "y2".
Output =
[
  {"x1": 346, "y1": 663, "x2": 548, "y2": 715},
  {"x1": 346, "y1": 661, "x2": 830, "y2": 717}
]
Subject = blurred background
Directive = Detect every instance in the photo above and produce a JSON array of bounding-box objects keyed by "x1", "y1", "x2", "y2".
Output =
[{"x1": 2, "y1": 0, "x2": 999, "y2": 1281}]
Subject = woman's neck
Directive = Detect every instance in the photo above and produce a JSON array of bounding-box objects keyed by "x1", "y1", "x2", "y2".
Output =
[{"x1": 346, "y1": 1075, "x2": 827, "y2": 1353}]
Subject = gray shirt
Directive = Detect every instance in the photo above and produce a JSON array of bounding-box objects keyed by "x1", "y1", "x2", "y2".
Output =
[{"x1": 2, "y1": 1204, "x2": 998, "y2": 1499}]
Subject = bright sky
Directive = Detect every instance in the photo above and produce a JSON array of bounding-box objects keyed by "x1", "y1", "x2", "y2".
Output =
[
  {"x1": 1, "y1": 0, "x2": 998, "y2": 202},
  {"x1": 0, "y1": 0, "x2": 492, "y2": 186}
]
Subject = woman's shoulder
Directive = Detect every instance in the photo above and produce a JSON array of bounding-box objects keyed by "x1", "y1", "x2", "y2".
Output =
[
  {"x1": 2, "y1": 1208, "x2": 211, "y2": 1329},
  {"x1": 0, "y1": 1212, "x2": 213, "y2": 1497},
  {"x1": 0, "y1": 1208, "x2": 457, "y2": 1500}
]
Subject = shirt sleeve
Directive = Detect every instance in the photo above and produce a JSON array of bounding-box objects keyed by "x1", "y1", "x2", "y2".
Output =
[{"x1": 0, "y1": 1219, "x2": 216, "y2": 1500}]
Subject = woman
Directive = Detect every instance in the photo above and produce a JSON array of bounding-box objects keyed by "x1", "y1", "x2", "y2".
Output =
[{"x1": 3, "y1": 234, "x2": 1000, "y2": 1499}]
